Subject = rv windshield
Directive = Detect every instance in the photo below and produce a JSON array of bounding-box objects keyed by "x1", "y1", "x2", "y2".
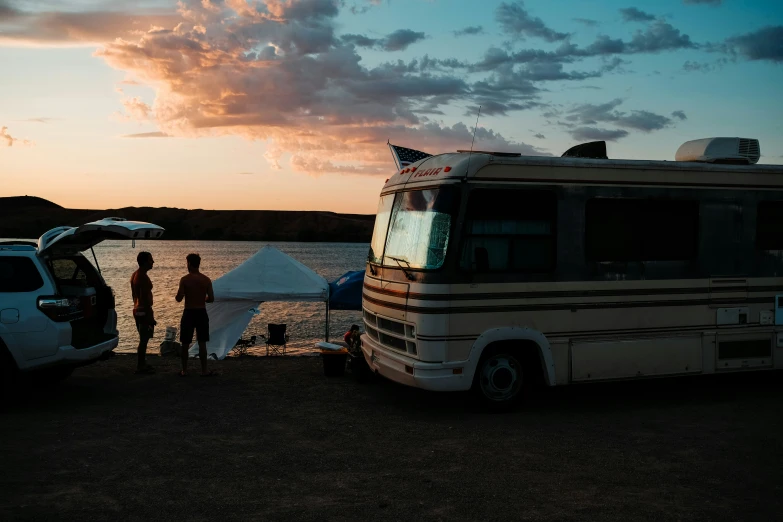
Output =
[{"x1": 378, "y1": 186, "x2": 459, "y2": 270}]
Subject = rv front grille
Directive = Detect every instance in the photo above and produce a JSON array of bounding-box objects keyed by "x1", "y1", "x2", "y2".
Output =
[
  {"x1": 363, "y1": 309, "x2": 417, "y2": 356},
  {"x1": 380, "y1": 332, "x2": 407, "y2": 351},
  {"x1": 378, "y1": 317, "x2": 406, "y2": 335}
]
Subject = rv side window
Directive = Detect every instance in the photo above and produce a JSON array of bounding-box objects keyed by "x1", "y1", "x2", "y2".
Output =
[
  {"x1": 755, "y1": 201, "x2": 783, "y2": 250},
  {"x1": 585, "y1": 198, "x2": 699, "y2": 262},
  {"x1": 460, "y1": 189, "x2": 557, "y2": 272}
]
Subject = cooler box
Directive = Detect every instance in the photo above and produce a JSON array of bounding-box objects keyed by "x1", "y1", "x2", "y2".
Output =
[
  {"x1": 60, "y1": 285, "x2": 97, "y2": 319},
  {"x1": 317, "y1": 342, "x2": 348, "y2": 377}
]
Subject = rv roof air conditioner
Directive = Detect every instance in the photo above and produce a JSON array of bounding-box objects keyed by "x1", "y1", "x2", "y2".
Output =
[
  {"x1": 561, "y1": 141, "x2": 608, "y2": 159},
  {"x1": 675, "y1": 137, "x2": 760, "y2": 165}
]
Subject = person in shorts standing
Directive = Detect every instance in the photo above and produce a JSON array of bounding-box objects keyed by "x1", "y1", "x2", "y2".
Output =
[
  {"x1": 130, "y1": 251, "x2": 156, "y2": 374},
  {"x1": 175, "y1": 253, "x2": 216, "y2": 377}
]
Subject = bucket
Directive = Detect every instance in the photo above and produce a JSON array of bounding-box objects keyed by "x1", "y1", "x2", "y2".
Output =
[{"x1": 164, "y1": 326, "x2": 177, "y2": 342}]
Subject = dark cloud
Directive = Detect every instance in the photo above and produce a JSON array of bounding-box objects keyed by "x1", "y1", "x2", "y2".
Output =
[
  {"x1": 464, "y1": 100, "x2": 540, "y2": 117},
  {"x1": 341, "y1": 33, "x2": 377, "y2": 47},
  {"x1": 683, "y1": 60, "x2": 712, "y2": 72},
  {"x1": 496, "y1": 1, "x2": 569, "y2": 42},
  {"x1": 565, "y1": 98, "x2": 677, "y2": 135},
  {"x1": 349, "y1": 1, "x2": 381, "y2": 16},
  {"x1": 414, "y1": 121, "x2": 548, "y2": 156},
  {"x1": 724, "y1": 26, "x2": 783, "y2": 63},
  {"x1": 615, "y1": 110, "x2": 672, "y2": 131},
  {"x1": 671, "y1": 110, "x2": 687, "y2": 120},
  {"x1": 121, "y1": 132, "x2": 172, "y2": 138},
  {"x1": 472, "y1": 19, "x2": 694, "y2": 74},
  {"x1": 453, "y1": 26, "x2": 484, "y2": 37},
  {"x1": 0, "y1": 1, "x2": 21, "y2": 19},
  {"x1": 684, "y1": 0, "x2": 722, "y2": 5},
  {"x1": 620, "y1": 8, "x2": 656, "y2": 22},
  {"x1": 626, "y1": 20, "x2": 695, "y2": 53},
  {"x1": 571, "y1": 127, "x2": 629, "y2": 142},
  {"x1": 343, "y1": 29, "x2": 426, "y2": 52},
  {"x1": 282, "y1": 0, "x2": 340, "y2": 21},
  {"x1": 382, "y1": 29, "x2": 426, "y2": 51},
  {"x1": 578, "y1": 20, "x2": 695, "y2": 56},
  {"x1": 534, "y1": 133, "x2": 546, "y2": 139},
  {"x1": 574, "y1": 18, "x2": 599, "y2": 27}
]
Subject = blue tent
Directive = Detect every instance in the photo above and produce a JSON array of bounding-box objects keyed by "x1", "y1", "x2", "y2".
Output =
[{"x1": 328, "y1": 270, "x2": 364, "y2": 311}]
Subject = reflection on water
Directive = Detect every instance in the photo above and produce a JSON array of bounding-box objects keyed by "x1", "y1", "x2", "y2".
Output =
[{"x1": 92, "y1": 240, "x2": 367, "y2": 356}]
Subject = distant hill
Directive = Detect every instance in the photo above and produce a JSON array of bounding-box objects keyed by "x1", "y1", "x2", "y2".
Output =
[
  {"x1": 0, "y1": 197, "x2": 375, "y2": 242},
  {"x1": 0, "y1": 196, "x2": 63, "y2": 210}
]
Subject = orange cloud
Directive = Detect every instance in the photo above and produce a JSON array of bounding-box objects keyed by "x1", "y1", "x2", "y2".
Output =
[
  {"x1": 119, "y1": 97, "x2": 153, "y2": 121},
  {"x1": 1, "y1": 126, "x2": 33, "y2": 147},
  {"x1": 3, "y1": 1, "x2": 545, "y2": 173},
  {"x1": 90, "y1": 1, "x2": 544, "y2": 174}
]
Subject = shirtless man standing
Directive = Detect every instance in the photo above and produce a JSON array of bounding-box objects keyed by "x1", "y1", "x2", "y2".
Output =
[
  {"x1": 130, "y1": 251, "x2": 156, "y2": 374},
  {"x1": 175, "y1": 253, "x2": 216, "y2": 377}
]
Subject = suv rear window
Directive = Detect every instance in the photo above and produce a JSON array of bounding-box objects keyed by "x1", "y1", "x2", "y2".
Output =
[
  {"x1": 48, "y1": 256, "x2": 101, "y2": 287},
  {"x1": 0, "y1": 256, "x2": 44, "y2": 292}
]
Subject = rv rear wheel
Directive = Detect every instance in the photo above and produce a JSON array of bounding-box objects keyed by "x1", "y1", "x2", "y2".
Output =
[{"x1": 473, "y1": 348, "x2": 524, "y2": 411}]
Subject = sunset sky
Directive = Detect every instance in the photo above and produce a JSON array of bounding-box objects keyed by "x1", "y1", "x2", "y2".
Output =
[{"x1": 1, "y1": 0, "x2": 782, "y2": 214}]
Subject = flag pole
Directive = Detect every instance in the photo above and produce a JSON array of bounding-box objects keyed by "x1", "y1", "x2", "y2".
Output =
[{"x1": 387, "y1": 140, "x2": 402, "y2": 171}]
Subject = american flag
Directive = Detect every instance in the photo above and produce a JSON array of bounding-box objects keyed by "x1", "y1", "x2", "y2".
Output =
[{"x1": 388, "y1": 142, "x2": 432, "y2": 171}]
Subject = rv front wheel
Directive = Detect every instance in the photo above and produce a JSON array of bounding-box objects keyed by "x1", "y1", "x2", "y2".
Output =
[{"x1": 473, "y1": 349, "x2": 524, "y2": 411}]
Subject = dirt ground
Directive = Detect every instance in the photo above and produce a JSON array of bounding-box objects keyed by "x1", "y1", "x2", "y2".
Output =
[{"x1": 1, "y1": 354, "x2": 782, "y2": 522}]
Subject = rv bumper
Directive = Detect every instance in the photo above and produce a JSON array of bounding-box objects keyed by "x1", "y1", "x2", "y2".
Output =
[{"x1": 361, "y1": 335, "x2": 472, "y2": 392}]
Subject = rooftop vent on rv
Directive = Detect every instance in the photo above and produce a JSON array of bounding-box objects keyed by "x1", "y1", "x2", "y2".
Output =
[
  {"x1": 675, "y1": 137, "x2": 760, "y2": 165},
  {"x1": 561, "y1": 141, "x2": 608, "y2": 159}
]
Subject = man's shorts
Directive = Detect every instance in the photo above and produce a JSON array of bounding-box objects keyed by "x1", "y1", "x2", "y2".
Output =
[
  {"x1": 134, "y1": 313, "x2": 155, "y2": 341},
  {"x1": 180, "y1": 308, "x2": 210, "y2": 346}
]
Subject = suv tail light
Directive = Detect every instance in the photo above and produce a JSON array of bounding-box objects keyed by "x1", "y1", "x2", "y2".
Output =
[{"x1": 37, "y1": 296, "x2": 84, "y2": 322}]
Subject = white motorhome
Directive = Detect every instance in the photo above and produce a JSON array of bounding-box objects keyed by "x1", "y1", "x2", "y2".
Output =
[{"x1": 360, "y1": 138, "x2": 783, "y2": 409}]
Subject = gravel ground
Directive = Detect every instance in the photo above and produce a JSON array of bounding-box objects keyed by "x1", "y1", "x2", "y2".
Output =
[{"x1": 1, "y1": 354, "x2": 782, "y2": 522}]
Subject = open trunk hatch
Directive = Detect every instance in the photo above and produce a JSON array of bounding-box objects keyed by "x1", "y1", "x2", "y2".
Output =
[{"x1": 38, "y1": 218, "x2": 165, "y2": 256}]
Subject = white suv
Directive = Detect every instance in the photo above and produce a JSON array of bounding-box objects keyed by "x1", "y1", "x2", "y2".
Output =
[{"x1": 0, "y1": 218, "x2": 164, "y2": 387}]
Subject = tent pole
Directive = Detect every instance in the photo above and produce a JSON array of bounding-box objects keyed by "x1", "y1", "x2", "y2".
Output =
[{"x1": 325, "y1": 302, "x2": 330, "y2": 342}]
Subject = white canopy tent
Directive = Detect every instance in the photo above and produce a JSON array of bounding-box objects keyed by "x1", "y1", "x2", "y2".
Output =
[{"x1": 187, "y1": 246, "x2": 330, "y2": 360}]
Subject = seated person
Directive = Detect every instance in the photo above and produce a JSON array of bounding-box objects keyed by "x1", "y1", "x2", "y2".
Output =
[{"x1": 343, "y1": 324, "x2": 361, "y2": 351}]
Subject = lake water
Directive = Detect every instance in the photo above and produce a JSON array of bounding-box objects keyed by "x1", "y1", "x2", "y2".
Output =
[{"x1": 19, "y1": 240, "x2": 368, "y2": 357}]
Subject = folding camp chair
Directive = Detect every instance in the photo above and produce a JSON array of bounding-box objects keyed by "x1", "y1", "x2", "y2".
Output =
[
  {"x1": 232, "y1": 335, "x2": 257, "y2": 357},
  {"x1": 266, "y1": 324, "x2": 288, "y2": 356}
]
